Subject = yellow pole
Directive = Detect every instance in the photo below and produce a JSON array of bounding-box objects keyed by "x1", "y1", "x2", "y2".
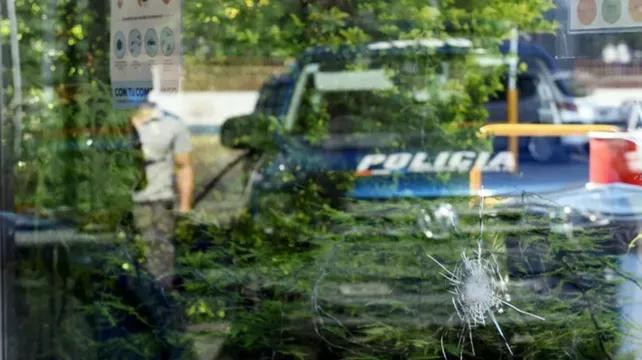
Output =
[
  {"x1": 479, "y1": 124, "x2": 620, "y2": 137},
  {"x1": 469, "y1": 166, "x2": 482, "y2": 195},
  {"x1": 507, "y1": 28, "x2": 519, "y2": 173},
  {"x1": 507, "y1": 89, "x2": 519, "y2": 161}
]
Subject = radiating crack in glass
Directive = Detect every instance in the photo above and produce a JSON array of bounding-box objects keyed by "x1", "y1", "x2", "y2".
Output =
[
  {"x1": 311, "y1": 244, "x2": 363, "y2": 356},
  {"x1": 420, "y1": 192, "x2": 545, "y2": 358}
]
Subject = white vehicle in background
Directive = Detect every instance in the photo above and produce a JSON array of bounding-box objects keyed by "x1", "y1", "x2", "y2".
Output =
[
  {"x1": 552, "y1": 72, "x2": 627, "y2": 126},
  {"x1": 547, "y1": 72, "x2": 634, "y2": 149},
  {"x1": 626, "y1": 100, "x2": 642, "y2": 130},
  {"x1": 486, "y1": 41, "x2": 635, "y2": 158}
]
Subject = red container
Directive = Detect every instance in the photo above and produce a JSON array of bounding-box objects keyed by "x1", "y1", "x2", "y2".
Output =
[{"x1": 589, "y1": 135, "x2": 642, "y2": 186}]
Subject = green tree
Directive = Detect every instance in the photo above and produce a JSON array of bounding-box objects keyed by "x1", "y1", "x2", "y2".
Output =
[{"x1": 182, "y1": 0, "x2": 554, "y2": 60}]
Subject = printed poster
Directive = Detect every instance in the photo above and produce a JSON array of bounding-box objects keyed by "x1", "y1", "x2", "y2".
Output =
[{"x1": 110, "y1": 0, "x2": 181, "y2": 108}]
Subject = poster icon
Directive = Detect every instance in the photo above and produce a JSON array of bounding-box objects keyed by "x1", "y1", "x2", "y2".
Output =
[
  {"x1": 145, "y1": 28, "x2": 159, "y2": 57},
  {"x1": 630, "y1": 0, "x2": 642, "y2": 22},
  {"x1": 114, "y1": 31, "x2": 126, "y2": 59},
  {"x1": 117, "y1": 0, "x2": 123, "y2": 9},
  {"x1": 160, "y1": 27, "x2": 175, "y2": 56},
  {"x1": 602, "y1": 0, "x2": 623, "y2": 24},
  {"x1": 570, "y1": 0, "x2": 642, "y2": 32},
  {"x1": 129, "y1": 29, "x2": 142, "y2": 57},
  {"x1": 577, "y1": 0, "x2": 597, "y2": 25}
]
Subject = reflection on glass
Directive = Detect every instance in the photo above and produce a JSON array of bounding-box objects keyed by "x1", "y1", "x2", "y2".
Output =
[{"x1": 4, "y1": 1, "x2": 642, "y2": 359}]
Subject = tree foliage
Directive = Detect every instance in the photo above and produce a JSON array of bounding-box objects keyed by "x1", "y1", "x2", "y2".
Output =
[{"x1": 183, "y1": 0, "x2": 554, "y2": 61}]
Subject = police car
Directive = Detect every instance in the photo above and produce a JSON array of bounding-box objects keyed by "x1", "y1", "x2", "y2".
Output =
[
  {"x1": 222, "y1": 39, "x2": 607, "y2": 202},
  {"x1": 221, "y1": 39, "x2": 642, "y2": 356}
]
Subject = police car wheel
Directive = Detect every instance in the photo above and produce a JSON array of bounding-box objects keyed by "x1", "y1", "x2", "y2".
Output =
[
  {"x1": 528, "y1": 137, "x2": 554, "y2": 162},
  {"x1": 528, "y1": 137, "x2": 568, "y2": 163}
]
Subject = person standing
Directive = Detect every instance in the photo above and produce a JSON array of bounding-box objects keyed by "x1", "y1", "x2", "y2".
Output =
[{"x1": 130, "y1": 101, "x2": 193, "y2": 288}]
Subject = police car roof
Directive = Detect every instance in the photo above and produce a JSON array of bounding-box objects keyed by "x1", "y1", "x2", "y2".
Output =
[
  {"x1": 297, "y1": 38, "x2": 475, "y2": 68},
  {"x1": 296, "y1": 38, "x2": 557, "y2": 72}
]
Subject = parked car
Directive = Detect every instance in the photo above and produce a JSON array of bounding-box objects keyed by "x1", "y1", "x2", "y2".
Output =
[{"x1": 552, "y1": 71, "x2": 631, "y2": 126}]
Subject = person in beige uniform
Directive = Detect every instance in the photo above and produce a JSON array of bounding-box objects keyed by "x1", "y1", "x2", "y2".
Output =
[{"x1": 130, "y1": 102, "x2": 193, "y2": 288}]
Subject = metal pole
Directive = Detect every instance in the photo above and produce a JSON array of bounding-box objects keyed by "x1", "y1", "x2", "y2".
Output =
[
  {"x1": 0, "y1": 0, "x2": 11, "y2": 357},
  {"x1": 6, "y1": 0, "x2": 22, "y2": 156},
  {"x1": 507, "y1": 28, "x2": 519, "y2": 173},
  {"x1": 0, "y1": 0, "x2": 4, "y2": 166}
]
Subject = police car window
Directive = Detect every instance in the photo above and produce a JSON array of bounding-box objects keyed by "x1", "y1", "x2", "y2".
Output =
[
  {"x1": 555, "y1": 77, "x2": 592, "y2": 97},
  {"x1": 294, "y1": 56, "x2": 480, "y2": 138},
  {"x1": 295, "y1": 80, "x2": 443, "y2": 138},
  {"x1": 256, "y1": 81, "x2": 288, "y2": 116},
  {"x1": 255, "y1": 85, "x2": 272, "y2": 112}
]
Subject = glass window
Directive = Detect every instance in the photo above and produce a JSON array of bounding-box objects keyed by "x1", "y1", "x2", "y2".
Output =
[{"x1": 3, "y1": 1, "x2": 642, "y2": 359}]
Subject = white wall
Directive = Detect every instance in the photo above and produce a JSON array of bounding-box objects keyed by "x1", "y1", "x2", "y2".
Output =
[{"x1": 154, "y1": 91, "x2": 259, "y2": 129}]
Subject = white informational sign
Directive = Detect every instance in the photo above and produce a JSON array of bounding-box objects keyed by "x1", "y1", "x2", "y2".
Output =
[
  {"x1": 110, "y1": 0, "x2": 181, "y2": 108},
  {"x1": 570, "y1": 0, "x2": 642, "y2": 33}
]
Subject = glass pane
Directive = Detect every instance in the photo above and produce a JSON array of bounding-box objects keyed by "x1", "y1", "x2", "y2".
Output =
[{"x1": 2, "y1": 1, "x2": 642, "y2": 359}]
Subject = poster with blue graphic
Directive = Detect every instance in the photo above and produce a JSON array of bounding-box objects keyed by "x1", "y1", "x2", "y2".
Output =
[{"x1": 110, "y1": 0, "x2": 181, "y2": 108}]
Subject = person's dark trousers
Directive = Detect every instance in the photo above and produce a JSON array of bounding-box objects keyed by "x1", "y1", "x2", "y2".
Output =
[
  {"x1": 93, "y1": 201, "x2": 192, "y2": 359},
  {"x1": 132, "y1": 200, "x2": 177, "y2": 289}
]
